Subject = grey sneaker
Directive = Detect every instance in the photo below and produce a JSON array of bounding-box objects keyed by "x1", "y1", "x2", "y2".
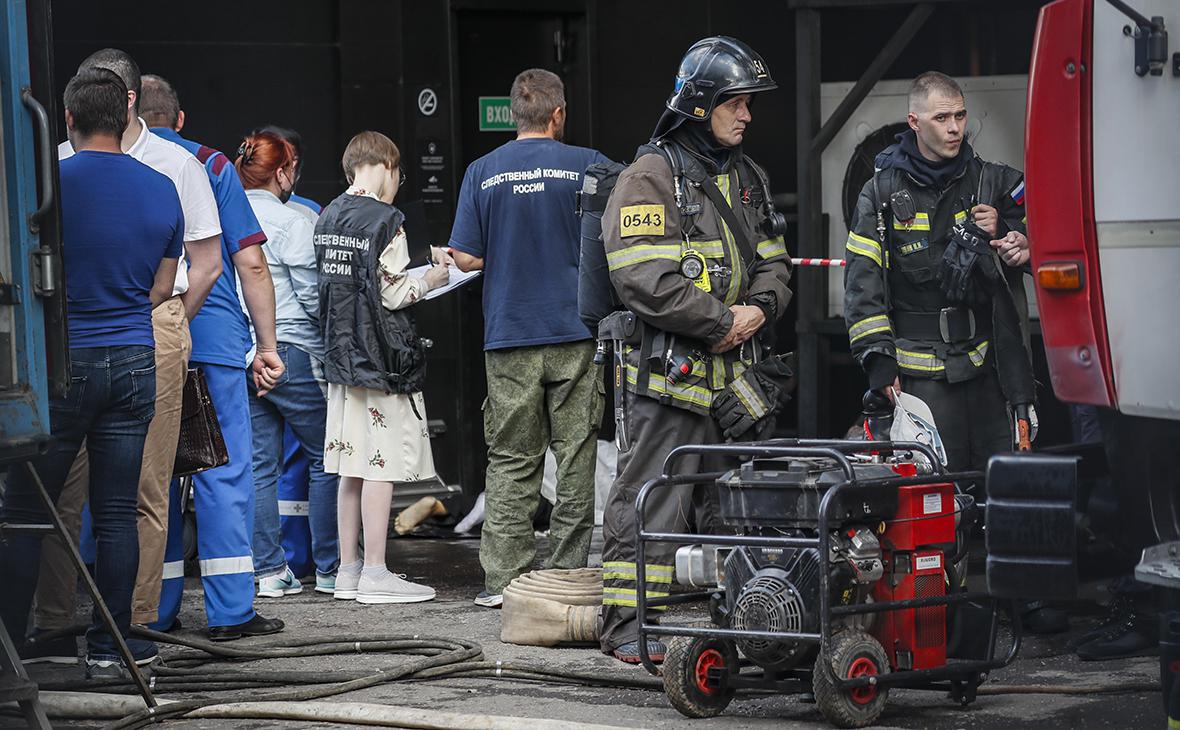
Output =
[
  {"x1": 85, "y1": 653, "x2": 160, "y2": 680},
  {"x1": 356, "y1": 569, "x2": 436, "y2": 604},
  {"x1": 335, "y1": 569, "x2": 360, "y2": 600},
  {"x1": 474, "y1": 590, "x2": 503, "y2": 608}
]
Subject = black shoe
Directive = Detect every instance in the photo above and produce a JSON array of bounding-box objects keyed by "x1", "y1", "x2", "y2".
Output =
[
  {"x1": 19, "y1": 633, "x2": 77, "y2": 666},
  {"x1": 207, "y1": 613, "x2": 284, "y2": 642},
  {"x1": 1021, "y1": 601, "x2": 1070, "y2": 635},
  {"x1": 1075, "y1": 615, "x2": 1159, "y2": 661},
  {"x1": 1066, "y1": 594, "x2": 1136, "y2": 651}
]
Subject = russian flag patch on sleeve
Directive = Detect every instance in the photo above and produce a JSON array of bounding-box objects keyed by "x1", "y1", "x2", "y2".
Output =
[{"x1": 1010, "y1": 180, "x2": 1025, "y2": 206}]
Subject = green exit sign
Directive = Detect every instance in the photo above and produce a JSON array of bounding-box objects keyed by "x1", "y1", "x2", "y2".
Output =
[{"x1": 479, "y1": 96, "x2": 516, "y2": 132}]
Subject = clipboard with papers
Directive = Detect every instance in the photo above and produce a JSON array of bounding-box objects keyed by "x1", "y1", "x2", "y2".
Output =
[{"x1": 407, "y1": 264, "x2": 481, "y2": 300}]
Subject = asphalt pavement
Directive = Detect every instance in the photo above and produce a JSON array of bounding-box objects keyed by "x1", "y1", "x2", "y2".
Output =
[{"x1": 14, "y1": 532, "x2": 1163, "y2": 730}]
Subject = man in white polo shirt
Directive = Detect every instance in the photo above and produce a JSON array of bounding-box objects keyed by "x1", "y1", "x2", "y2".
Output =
[{"x1": 25, "y1": 49, "x2": 274, "y2": 661}]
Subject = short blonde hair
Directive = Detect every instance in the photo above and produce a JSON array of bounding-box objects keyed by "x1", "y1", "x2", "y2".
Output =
[{"x1": 341, "y1": 130, "x2": 400, "y2": 184}]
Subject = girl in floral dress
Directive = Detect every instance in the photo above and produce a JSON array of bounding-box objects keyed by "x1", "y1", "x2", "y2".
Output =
[{"x1": 317, "y1": 131, "x2": 449, "y2": 604}]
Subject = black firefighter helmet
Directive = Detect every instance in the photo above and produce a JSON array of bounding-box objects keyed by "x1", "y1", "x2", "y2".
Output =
[{"x1": 653, "y1": 36, "x2": 777, "y2": 139}]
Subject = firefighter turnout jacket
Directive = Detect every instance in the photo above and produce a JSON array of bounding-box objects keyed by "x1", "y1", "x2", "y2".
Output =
[
  {"x1": 603, "y1": 144, "x2": 793, "y2": 415},
  {"x1": 843, "y1": 155, "x2": 1034, "y2": 405}
]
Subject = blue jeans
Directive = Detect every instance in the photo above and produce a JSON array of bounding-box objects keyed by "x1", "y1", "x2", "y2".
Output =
[
  {"x1": 0, "y1": 346, "x2": 158, "y2": 662},
  {"x1": 249, "y1": 344, "x2": 339, "y2": 578}
]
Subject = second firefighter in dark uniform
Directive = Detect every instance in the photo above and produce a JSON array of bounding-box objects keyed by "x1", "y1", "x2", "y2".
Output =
[
  {"x1": 844, "y1": 71, "x2": 1036, "y2": 473},
  {"x1": 599, "y1": 37, "x2": 793, "y2": 663}
]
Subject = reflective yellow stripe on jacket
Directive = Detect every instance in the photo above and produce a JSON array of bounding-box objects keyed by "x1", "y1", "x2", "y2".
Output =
[
  {"x1": 845, "y1": 232, "x2": 883, "y2": 267},
  {"x1": 606, "y1": 243, "x2": 682, "y2": 271},
  {"x1": 716, "y1": 173, "x2": 743, "y2": 306},
  {"x1": 625, "y1": 363, "x2": 715, "y2": 410},
  {"x1": 896, "y1": 348, "x2": 945, "y2": 373},
  {"x1": 755, "y1": 237, "x2": 788, "y2": 259},
  {"x1": 849, "y1": 314, "x2": 892, "y2": 344},
  {"x1": 893, "y1": 212, "x2": 931, "y2": 231},
  {"x1": 690, "y1": 239, "x2": 725, "y2": 258}
]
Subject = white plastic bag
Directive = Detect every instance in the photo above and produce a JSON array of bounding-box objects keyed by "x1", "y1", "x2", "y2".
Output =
[{"x1": 890, "y1": 390, "x2": 948, "y2": 467}]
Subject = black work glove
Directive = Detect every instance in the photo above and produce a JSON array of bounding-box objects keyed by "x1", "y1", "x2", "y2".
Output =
[
  {"x1": 939, "y1": 219, "x2": 997, "y2": 304},
  {"x1": 711, "y1": 353, "x2": 797, "y2": 441}
]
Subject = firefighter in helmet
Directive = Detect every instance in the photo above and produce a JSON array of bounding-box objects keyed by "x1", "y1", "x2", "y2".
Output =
[{"x1": 599, "y1": 37, "x2": 794, "y2": 663}]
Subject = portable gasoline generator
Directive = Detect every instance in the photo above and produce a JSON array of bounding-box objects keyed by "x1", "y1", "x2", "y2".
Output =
[{"x1": 633, "y1": 426, "x2": 1079, "y2": 727}]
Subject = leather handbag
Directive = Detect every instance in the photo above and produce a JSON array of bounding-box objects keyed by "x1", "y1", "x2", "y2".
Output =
[{"x1": 173, "y1": 368, "x2": 229, "y2": 477}]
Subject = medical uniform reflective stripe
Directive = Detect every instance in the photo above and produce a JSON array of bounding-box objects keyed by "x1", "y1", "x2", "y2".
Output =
[
  {"x1": 893, "y1": 212, "x2": 931, "y2": 231},
  {"x1": 954, "y1": 210, "x2": 968, "y2": 224},
  {"x1": 849, "y1": 314, "x2": 892, "y2": 343},
  {"x1": 199, "y1": 556, "x2": 254, "y2": 577},
  {"x1": 896, "y1": 349, "x2": 946, "y2": 373},
  {"x1": 161, "y1": 560, "x2": 185, "y2": 580},
  {"x1": 690, "y1": 239, "x2": 725, "y2": 258},
  {"x1": 278, "y1": 500, "x2": 309, "y2": 517},
  {"x1": 846, "y1": 232, "x2": 883, "y2": 267},
  {"x1": 755, "y1": 237, "x2": 788, "y2": 259},
  {"x1": 968, "y1": 340, "x2": 990, "y2": 367},
  {"x1": 606, "y1": 243, "x2": 682, "y2": 270},
  {"x1": 626, "y1": 364, "x2": 714, "y2": 409}
]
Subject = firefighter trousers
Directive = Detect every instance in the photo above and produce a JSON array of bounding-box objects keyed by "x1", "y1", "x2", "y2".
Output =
[
  {"x1": 901, "y1": 365, "x2": 1012, "y2": 473},
  {"x1": 600, "y1": 394, "x2": 728, "y2": 653}
]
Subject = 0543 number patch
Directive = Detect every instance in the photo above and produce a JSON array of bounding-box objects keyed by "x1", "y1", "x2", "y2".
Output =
[{"x1": 619, "y1": 204, "x2": 665, "y2": 237}]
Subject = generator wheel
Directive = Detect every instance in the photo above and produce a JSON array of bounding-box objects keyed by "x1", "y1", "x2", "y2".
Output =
[
  {"x1": 663, "y1": 630, "x2": 739, "y2": 719},
  {"x1": 813, "y1": 629, "x2": 890, "y2": 728}
]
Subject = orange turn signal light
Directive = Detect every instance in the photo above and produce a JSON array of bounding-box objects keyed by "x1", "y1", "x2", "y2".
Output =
[{"x1": 1037, "y1": 262, "x2": 1084, "y2": 291}]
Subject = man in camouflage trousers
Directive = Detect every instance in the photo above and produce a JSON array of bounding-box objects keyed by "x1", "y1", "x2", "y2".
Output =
[{"x1": 449, "y1": 69, "x2": 610, "y2": 607}]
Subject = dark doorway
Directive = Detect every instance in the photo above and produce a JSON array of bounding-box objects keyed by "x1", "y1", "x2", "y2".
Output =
[{"x1": 454, "y1": 9, "x2": 592, "y2": 168}]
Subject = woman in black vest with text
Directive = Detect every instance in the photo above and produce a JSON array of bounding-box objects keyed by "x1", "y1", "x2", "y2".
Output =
[{"x1": 314, "y1": 131, "x2": 449, "y2": 605}]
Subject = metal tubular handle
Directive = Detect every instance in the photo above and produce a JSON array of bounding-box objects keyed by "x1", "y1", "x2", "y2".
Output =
[{"x1": 20, "y1": 87, "x2": 54, "y2": 234}]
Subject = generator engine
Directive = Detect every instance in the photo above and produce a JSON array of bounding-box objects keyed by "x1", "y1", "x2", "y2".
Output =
[
  {"x1": 678, "y1": 457, "x2": 959, "y2": 674},
  {"x1": 721, "y1": 545, "x2": 822, "y2": 671}
]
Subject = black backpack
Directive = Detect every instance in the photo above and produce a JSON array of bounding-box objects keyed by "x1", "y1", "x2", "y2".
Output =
[{"x1": 575, "y1": 159, "x2": 628, "y2": 332}]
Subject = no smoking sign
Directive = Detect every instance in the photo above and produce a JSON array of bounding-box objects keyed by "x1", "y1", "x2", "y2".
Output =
[{"x1": 417, "y1": 88, "x2": 438, "y2": 117}]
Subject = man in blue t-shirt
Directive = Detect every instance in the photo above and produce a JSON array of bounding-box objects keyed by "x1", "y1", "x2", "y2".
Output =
[
  {"x1": 139, "y1": 74, "x2": 288, "y2": 641},
  {"x1": 448, "y1": 69, "x2": 610, "y2": 607},
  {"x1": 0, "y1": 68, "x2": 182, "y2": 678}
]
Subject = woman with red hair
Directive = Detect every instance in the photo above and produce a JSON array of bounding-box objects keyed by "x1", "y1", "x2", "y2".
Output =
[{"x1": 237, "y1": 131, "x2": 341, "y2": 600}]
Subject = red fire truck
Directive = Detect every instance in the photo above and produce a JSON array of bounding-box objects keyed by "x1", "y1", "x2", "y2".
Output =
[{"x1": 1026, "y1": 0, "x2": 1180, "y2": 608}]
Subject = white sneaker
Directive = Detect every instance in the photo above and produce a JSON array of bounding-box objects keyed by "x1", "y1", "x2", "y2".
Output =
[
  {"x1": 356, "y1": 569, "x2": 436, "y2": 604},
  {"x1": 335, "y1": 569, "x2": 361, "y2": 600},
  {"x1": 257, "y1": 567, "x2": 303, "y2": 598}
]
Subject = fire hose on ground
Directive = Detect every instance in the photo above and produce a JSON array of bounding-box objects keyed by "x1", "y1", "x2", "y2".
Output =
[
  {"x1": 3, "y1": 565, "x2": 1161, "y2": 728},
  {"x1": 7, "y1": 624, "x2": 1160, "y2": 728}
]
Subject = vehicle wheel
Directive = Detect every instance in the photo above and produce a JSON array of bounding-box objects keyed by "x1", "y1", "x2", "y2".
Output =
[
  {"x1": 663, "y1": 630, "x2": 739, "y2": 719},
  {"x1": 812, "y1": 629, "x2": 890, "y2": 728}
]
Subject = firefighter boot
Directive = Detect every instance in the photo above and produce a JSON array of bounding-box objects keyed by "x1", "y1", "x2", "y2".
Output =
[{"x1": 1075, "y1": 592, "x2": 1159, "y2": 661}]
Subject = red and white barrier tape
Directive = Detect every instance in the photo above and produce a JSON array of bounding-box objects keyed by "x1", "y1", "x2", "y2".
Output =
[{"x1": 790, "y1": 258, "x2": 845, "y2": 267}]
